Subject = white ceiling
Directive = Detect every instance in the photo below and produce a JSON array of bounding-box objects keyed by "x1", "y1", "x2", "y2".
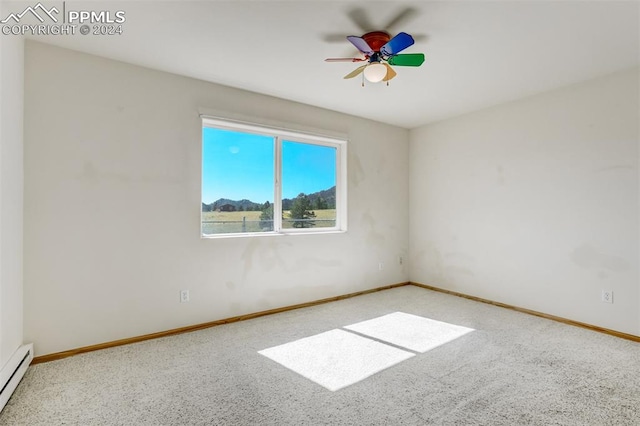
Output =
[{"x1": 25, "y1": 0, "x2": 639, "y2": 129}]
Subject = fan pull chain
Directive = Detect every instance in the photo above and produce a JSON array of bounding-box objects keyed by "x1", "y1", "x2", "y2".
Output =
[{"x1": 361, "y1": 73, "x2": 364, "y2": 87}]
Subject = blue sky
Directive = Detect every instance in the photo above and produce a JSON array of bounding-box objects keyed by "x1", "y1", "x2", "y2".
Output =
[{"x1": 202, "y1": 128, "x2": 336, "y2": 204}]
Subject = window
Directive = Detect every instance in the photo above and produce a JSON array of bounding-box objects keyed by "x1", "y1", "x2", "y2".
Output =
[{"x1": 201, "y1": 118, "x2": 347, "y2": 237}]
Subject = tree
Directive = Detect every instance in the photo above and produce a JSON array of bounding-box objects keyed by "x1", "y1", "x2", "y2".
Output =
[
  {"x1": 289, "y1": 193, "x2": 316, "y2": 228},
  {"x1": 315, "y1": 196, "x2": 328, "y2": 210},
  {"x1": 259, "y1": 202, "x2": 274, "y2": 231}
]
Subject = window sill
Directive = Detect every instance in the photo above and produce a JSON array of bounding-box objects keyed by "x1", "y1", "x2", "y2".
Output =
[{"x1": 201, "y1": 230, "x2": 347, "y2": 239}]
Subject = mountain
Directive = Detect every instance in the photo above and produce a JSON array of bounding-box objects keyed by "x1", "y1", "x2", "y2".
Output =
[
  {"x1": 306, "y1": 186, "x2": 336, "y2": 208},
  {"x1": 203, "y1": 186, "x2": 336, "y2": 212},
  {"x1": 205, "y1": 198, "x2": 263, "y2": 212},
  {"x1": 282, "y1": 186, "x2": 336, "y2": 210}
]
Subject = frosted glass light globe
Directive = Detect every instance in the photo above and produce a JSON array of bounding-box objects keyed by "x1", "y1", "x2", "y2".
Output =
[{"x1": 363, "y1": 62, "x2": 387, "y2": 83}]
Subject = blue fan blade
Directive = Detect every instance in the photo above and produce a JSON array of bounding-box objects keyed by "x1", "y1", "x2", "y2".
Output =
[
  {"x1": 347, "y1": 35, "x2": 374, "y2": 55},
  {"x1": 380, "y1": 32, "x2": 415, "y2": 56}
]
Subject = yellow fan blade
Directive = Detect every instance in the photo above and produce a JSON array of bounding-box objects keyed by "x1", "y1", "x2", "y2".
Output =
[
  {"x1": 344, "y1": 65, "x2": 367, "y2": 79},
  {"x1": 383, "y1": 63, "x2": 397, "y2": 81}
]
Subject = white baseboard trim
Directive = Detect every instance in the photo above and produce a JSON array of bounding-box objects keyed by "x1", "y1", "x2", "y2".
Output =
[{"x1": 0, "y1": 343, "x2": 33, "y2": 412}]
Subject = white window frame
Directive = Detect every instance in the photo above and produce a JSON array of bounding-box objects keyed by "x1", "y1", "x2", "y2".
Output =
[{"x1": 201, "y1": 117, "x2": 347, "y2": 238}]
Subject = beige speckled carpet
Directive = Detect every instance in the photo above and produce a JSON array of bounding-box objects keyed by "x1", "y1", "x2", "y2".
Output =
[{"x1": 2, "y1": 286, "x2": 639, "y2": 425}]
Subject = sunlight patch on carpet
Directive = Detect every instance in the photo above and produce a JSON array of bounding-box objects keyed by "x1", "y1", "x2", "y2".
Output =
[
  {"x1": 258, "y1": 329, "x2": 414, "y2": 391},
  {"x1": 344, "y1": 312, "x2": 474, "y2": 353}
]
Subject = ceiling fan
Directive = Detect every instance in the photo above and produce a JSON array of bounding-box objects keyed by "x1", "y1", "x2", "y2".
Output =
[{"x1": 325, "y1": 31, "x2": 425, "y2": 85}]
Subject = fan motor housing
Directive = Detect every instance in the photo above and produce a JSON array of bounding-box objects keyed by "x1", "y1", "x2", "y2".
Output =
[{"x1": 362, "y1": 31, "x2": 391, "y2": 52}]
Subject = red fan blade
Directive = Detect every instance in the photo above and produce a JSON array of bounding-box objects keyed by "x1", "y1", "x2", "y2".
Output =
[
  {"x1": 325, "y1": 58, "x2": 366, "y2": 63},
  {"x1": 347, "y1": 35, "x2": 374, "y2": 55}
]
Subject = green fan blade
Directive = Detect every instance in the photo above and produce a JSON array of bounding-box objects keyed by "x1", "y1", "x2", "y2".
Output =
[
  {"x1": 343, "y1": 65, "x2": 367, "y2": 79},
  {"x1": 388, "y1": 53, "x2": 425, "y2": 67}
]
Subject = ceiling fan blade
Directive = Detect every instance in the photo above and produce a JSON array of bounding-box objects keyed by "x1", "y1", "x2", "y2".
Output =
[
  {"x1": 382, "y1": 63, "x2": 397, "y2": 81},
  {"x1": 325, "y1": 58, "x2": 366, "y2": 63},
  {"x1": 380, "y1": 32, "x2": 415, "y2": 56},
  {"x1": 343, "y1": 65, "x2": 367, "y2": 79},
  {"x1": 383, "y1": 7, "x2": 418, "y2": 32},
  {"x1": 347, "y1": 35, "x2": 374, "y2": 55},
  {"x1": 322, "y1": 33, "x2": 352, "y2": 43},
  {"x1": 387, "y1": 53, "x2": 425, "y2": 66},
  {"x1": 347, "y1": 8, "x2": 374, "y2": 33},
  {"x1": 413, "y1": 34, "x2": 429, "y2": 43}
]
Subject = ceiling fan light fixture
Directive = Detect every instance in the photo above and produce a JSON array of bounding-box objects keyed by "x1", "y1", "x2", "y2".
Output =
[
  {"x1": 327, "y1": 30, "x2": 424, "y2": 85},
  {"x1": 363, "y1": 62, "x2": 387, "y2": 83}
]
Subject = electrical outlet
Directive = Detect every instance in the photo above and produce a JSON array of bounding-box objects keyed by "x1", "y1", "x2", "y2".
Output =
[
  {"x1": 379, "y1": 262, "x2": 384, "y2": 271},
  {"x1": 601, "y1": 290, "x2": 613, "y2": 304},
  {"x1": 398, "y1": 256, "x2": 403, "y2": 265},
  {"x1": 180, "y1": 290, "x2": 190, "y2": 303}
]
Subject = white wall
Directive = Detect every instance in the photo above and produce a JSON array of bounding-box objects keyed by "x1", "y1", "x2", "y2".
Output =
[
  {"x1": 23, "y1": 41, "x2": 409, "y2": 357},
  {"x1": 0, "y1": 30, "x2": 25, "y2": 365},
  {"x1": 410, "y1": 68, "x2": 640, "y2": 336}
]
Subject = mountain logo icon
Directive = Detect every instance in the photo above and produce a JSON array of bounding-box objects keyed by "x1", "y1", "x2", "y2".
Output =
[{"x1": 1, "y1": 2, "x2": 59, "y2": 24}]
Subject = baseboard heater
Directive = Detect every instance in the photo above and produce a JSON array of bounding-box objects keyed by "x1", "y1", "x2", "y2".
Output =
[{"x1": 0, "y1": 343, "x2": 33, "y2": 412}]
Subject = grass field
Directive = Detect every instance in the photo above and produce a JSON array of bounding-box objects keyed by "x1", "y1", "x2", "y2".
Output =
[{"x1": 202, "y1": 209, "x2": 336, "y2": 234}]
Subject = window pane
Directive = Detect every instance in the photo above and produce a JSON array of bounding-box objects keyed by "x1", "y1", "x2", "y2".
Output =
[
  {"x1": 282, "y1": 141, "x2": 337, "y2": 229},
  {"x1": 202, "y1": 128, "x2": 274, "y2": 235}
]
